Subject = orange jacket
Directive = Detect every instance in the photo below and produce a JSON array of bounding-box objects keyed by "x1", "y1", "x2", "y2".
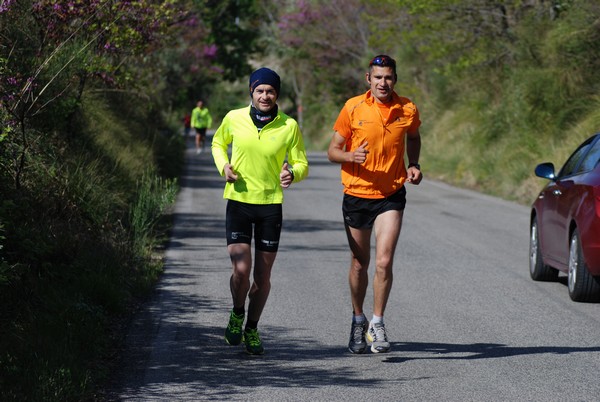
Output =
[{"x1": 333, "y1": 90, "x2": 420, "y2": 198}]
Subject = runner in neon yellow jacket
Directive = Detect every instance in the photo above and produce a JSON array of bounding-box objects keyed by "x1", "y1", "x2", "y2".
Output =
[
  {"x1": 211, "y1": 106, "x2": 308, "y2": 204},
  {"x1": 191, "y1": 99, "x2": 212, "y2": 154},
  {"x1": 211, "y1": 67, "x2": 309, "y2": 355}
]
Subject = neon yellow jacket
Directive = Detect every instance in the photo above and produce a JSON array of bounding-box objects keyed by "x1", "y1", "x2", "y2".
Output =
[
  {"x1": 191, "y1": 106, "x2": 212, "y2": 129},
  {"x1": 211, "y1": 105, "x2": 309, "y2": 204}
]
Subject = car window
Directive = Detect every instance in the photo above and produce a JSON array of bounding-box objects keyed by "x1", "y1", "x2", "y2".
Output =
[
  {"x1": 558, "y1": 136, "x2": 596, "y2": 177},
  {"x1": 577, "y1": 136, "x2": 600, "y2": 173}
]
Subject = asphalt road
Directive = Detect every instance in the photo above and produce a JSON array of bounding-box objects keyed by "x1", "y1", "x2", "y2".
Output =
[{"x1": 108, "y1": 142, "x2": 600, "y2": 401}]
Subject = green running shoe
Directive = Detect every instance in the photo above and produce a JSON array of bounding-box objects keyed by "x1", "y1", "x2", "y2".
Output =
[
  {"x1": 225, "y1": 310, "x2": 244, "y2": 346},
  {"x1": 242, "y1": 328, "x2": 265, "y2": 355}
]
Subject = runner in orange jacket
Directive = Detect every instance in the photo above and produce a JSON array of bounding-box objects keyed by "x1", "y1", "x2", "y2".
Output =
[{"x1": 328, "y1": 54, "x2": 423, "y2": 354}]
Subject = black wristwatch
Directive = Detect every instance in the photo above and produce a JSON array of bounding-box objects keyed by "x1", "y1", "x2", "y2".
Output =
[{"x1": 408, "y1": 162, "x2": 421, "y2": 170}]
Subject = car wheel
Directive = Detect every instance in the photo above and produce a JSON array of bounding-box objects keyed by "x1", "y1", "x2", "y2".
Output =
[
  {"x1": 568, "y1": 229, "x2": 600, "y2": 302},
  {"x1": 529, "y1": 217, "x2": 558, "y2": 281}
]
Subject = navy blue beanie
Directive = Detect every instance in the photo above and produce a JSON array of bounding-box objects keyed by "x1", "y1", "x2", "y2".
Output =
[{"x1": 249, "y1": 67, "x2": 281, "y2": 95}]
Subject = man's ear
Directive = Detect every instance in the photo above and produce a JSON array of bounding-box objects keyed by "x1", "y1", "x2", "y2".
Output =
[{"x1": 366, "y1": 73, "x2": 371, "y2": 82}]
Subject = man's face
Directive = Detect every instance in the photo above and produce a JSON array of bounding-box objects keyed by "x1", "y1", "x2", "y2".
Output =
[
  {"x1": 366, "y1": 66, "x2": 396, "y2": 103},
  {"x1": 251, "y1": 84, "x2": 278, "y2": 113}
]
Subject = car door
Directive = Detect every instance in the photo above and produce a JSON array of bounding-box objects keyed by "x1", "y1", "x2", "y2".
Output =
[{"x1": 540, "y1": 136, "x2": 597, "y2": 266}]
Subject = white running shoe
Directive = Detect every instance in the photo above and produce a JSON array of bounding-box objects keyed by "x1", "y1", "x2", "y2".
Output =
[{"x1": 367, "y1": 321, "x2": 391, "y2": 353}]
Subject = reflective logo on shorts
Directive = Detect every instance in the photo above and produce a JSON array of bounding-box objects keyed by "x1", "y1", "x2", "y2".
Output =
[{"x1": 260, "y1": 239, "x2": 279, "y2": 246}]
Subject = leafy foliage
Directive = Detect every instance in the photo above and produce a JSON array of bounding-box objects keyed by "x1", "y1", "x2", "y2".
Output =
[
  {"x1": 130, "y1": 172, "x2": 178, "y2": 255},
  {"x1": 201, "y1": 0, "x2": 264, "y2": 80}
]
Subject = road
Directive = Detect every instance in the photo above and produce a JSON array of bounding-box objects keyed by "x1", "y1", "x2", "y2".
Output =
[{"x1": 108, "y1": 143, "x2": 600, "y2": 401}]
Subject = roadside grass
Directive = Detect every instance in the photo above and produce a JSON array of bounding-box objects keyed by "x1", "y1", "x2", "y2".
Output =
[
  {"x1": 421, "y1": 72, "x2": 600, "y2": 205},
  {"x1": 0, "y1": 92, "x2": 185, "y2": 401}
]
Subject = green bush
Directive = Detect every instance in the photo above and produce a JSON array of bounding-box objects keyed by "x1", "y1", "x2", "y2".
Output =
[
  {"x1": 0, "y1": 89, "x2": 183, "y2": 401},
  {"x1": 130, "y1": 171, "x2": 178, "y2": 256}
]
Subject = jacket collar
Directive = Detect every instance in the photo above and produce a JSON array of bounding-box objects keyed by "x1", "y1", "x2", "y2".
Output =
[{"x1": 364, "y1": 90, "x2": 402, "y2": 107}]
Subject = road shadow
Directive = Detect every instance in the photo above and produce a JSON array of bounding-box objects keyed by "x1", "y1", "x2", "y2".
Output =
[
  {"x1": 106, "y1": 251, "x2": 600, "y2": 399},
  {"x1": 383, "y1": 341, "x2": 600, "y2": 363},
  {"x1": 104, "y1": 277, "x2": 398, "y2": 401},
  {"x1": 179, "y1": 150, "x2": 223, "y2": 190},
  {"x1": 282, "y1": 218, "x2": 344, "y2": 233},
  {"x1": 169, "y1": 213, "x2": 224, "y2": 243}
]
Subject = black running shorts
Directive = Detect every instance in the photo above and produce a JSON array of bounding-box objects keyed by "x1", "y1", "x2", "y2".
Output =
[
  {"x1": 226, "y1": 200, "x2": 283, "y2": 252},
  {"x1": 342, "y1": 187, "x2": 407, "y2": 229},
  {"x1": 195, "y1": 127, "x2": 207, "y2": 138}
]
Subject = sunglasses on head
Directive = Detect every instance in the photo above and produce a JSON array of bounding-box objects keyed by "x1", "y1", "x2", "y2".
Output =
[{"x1": 369, "y1": 55, "x2": 396, "y2": 68}]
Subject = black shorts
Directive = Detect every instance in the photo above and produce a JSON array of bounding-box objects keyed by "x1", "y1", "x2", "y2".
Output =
[
  {"x1": 226, "y1": 200, "x2": 283, "y2": 252},
  {"x1": 342, "y1": 187, "x2": 406, "y2": 229},
  {"x1": 195, "y1": 127, "x2": 207, "y2": 137}
]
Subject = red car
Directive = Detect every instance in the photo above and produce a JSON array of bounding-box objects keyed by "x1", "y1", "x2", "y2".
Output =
[{"x1": 530, "y1": 133, "x2": 600, "y2": 302}]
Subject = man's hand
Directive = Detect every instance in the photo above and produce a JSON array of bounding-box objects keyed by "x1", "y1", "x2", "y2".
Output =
[
  {"x1": 352, "y1": 141, "x2": 369, "y2": 164},
  {"x1": 224, "y1": 163, "x2": 238, "y2": 183},
  {"x1": 280, "y1": 162, "x2": 293, "y2": 188},
  {"x1": 406, "y1": 165, "x2": 422, "y2": 185}
]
